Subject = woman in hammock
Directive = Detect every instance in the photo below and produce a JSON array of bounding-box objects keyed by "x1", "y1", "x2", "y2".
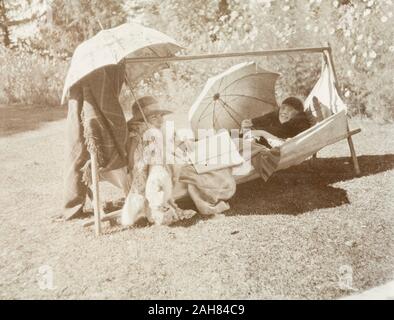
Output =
[{"x1": 241, "y1": 97, "x2": 311, "y2": 148}]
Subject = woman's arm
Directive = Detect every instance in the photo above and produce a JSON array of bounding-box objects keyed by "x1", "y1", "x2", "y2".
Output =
[
  {"x1": 126, "y1": 135, "x2": 139, "y2": 171},
  {"x1": 241, "y1": 126, "x2": 285, "y2": 148},
  {"x1": 251, "y1": 129, "x2": 286, "y2": 148},
  {"x1": 251, "y1": 129, "x2": 278, "y2": 140}
]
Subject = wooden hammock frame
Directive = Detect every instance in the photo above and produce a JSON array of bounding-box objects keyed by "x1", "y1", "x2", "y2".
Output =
[{"x1": 86, "y1": 44, "x2": 361, "y2": 236}]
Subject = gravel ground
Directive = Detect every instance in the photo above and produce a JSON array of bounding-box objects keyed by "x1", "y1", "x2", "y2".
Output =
[{"x1": 0, "y1": 106, "x2": 393, "y2": 299}]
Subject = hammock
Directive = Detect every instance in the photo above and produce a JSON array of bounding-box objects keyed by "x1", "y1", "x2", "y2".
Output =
[
  {"x1": 169, "y1": 51, "x2": 361, "y2": 200},
  {"x1": 247, "y1": 50, "x2": 360, "y2": 182},
  {"x1": 83, "y1": 46, "x2": 362, "y2": 234}
]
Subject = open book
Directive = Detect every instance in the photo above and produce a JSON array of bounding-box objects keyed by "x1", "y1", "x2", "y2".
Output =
[{"x1": 185, "y1": 131, "x2": 245, "y2": 174}]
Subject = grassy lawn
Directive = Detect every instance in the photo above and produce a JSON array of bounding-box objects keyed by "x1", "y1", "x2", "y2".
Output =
[{"x1": 0, "y1": 105, "x2": 393, "y2": 299}]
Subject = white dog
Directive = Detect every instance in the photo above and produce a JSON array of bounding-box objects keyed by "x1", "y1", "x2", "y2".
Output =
[
  {"x1": 121, "y1": 126, "x2": 177, "y2": 226},
  {"x1": 121, "y1": 126, "x2": 196, "y2": 226},
  {"x1": 120, "y1": 192, "x2": 146, "y2": 226},
  {"x1": 145, "y1": 164, "x2": 178, "y2": 225}
]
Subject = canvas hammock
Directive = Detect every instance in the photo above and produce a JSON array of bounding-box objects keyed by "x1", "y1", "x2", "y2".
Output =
[
  {"x1": 258, "y1": 51, "x2": 360, "y2": 175},
  {"x1": 83, "y1": 46, "x2": 361, "y2": 233},
  {"x1": 170, "y1": 50, "x2": 361, "y2": 199}
]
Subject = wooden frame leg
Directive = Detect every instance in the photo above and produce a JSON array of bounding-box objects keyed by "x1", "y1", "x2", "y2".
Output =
[
  {"x1": 347, "y1": 135, "x2": 361, "y2": 175},
  {"x1": 90, "y1": 152, "x2": 102, "y2": 236},
  {"x1": 326, "y1": 46, "x2": 361, "y2": 177},
  {"x1": 308, "y1": 152, "x2": 317, "y2": 169}
]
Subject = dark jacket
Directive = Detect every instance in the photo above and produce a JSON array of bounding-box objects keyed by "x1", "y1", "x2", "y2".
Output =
[{"x1": 251, "y1": 110, "x2": 310, "y2": 148}]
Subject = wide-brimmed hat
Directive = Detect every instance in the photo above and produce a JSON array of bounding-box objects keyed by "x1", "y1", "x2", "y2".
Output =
[{"x1": 130, "y1": 96, "x2": 172, "y2": 122}]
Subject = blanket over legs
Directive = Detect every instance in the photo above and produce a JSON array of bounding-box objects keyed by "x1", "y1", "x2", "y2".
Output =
[{"x1": 178, "y1": 165, "x2": 236, "y2": 215}]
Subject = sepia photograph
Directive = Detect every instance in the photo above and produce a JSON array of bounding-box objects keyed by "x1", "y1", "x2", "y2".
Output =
[{"x1": 0, "y1": 0, "x2": 393, "y2": 304}]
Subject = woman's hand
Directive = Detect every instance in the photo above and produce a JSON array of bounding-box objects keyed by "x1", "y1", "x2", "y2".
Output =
[
  {"x1": 250, "y1": 130, "x2": 285, "y2": 148},
  {"x1": 241, "y1": 119, "x2": 253, "y2": 136},
  {"x1": 266, "y1": 137, "x2": 285, "y2": 148},
  {"x1": 241, "y1": 119, "x2": 253, "y2": 130}
]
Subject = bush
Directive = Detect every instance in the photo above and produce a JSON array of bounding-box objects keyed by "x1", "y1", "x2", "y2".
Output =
[
  {"x1": 1, "y1": 0, "x2": 393, "y2": 121},
  {"x1": 142, "y1": 0, "x2": 394, "y2": 121},
  {"x1": 0, "y1": 46, "x2": 67, "y2": 107}
]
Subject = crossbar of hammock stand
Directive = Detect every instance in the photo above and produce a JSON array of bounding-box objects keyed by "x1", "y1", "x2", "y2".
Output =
[{"x1": 124, "y1": 46, "x2": 331, "y2": 64}]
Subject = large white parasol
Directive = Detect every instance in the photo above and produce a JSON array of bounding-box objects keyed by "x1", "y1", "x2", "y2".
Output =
[
  {"x1": 189, "y1": 62, "x2": 279, "y2": 134},
  {"x1": 61, "y1": 22, "x2": 183, "y2": 104}
]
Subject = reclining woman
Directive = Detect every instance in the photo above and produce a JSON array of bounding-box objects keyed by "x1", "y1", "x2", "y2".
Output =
[
  {"x1": 241, "y1": 97, "x2": 311, "y2": 148},
  {"x1": 238, "y1": 97, "x2": 311, "y2": 181}
]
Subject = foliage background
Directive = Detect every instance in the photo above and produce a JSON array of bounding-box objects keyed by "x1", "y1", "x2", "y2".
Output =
[{"x1": 0, "y1": 0, "x2": 393, "y2": 120}]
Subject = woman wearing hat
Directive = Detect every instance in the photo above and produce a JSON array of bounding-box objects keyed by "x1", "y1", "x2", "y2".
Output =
[
  {"x1": 126, "y1": 95, "x2": 173, "y2": 177},
  {"x1": 121, "y1": 96, "x2": 196, "y2": 226}
]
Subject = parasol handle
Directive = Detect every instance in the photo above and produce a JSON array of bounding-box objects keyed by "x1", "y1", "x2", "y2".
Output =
[
  {"x1": 123, "y1": 73, "x2": 150, "y2": 128},
  {"x1": 96, "y1": 18, "x2": 104, "y2": 31}
]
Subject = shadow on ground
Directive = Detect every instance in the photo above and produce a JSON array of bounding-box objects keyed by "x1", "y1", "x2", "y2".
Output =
[
  {"x1": 0, "y1": 105, "x2": 67, "y2": 137},
  {"x1": 173, "y1": 154, "x2": 394, "y2": 227},
  {"x1": 78, "y1": 153, "x2": 394, "y2": 231}
]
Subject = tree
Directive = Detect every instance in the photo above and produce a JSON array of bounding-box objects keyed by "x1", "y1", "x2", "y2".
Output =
[
  {"x1": 0, "y1": 0, "x2": 43, "y2": 47},
  {"x1": 34, "y1": 0, "x2": 127, "y2": 57},
  {"x1": 0, "y1": 0, "x2": 11, "y2": 46},
  {"x1": 217, "y1": 0, "x2": 230, "y2": 17}
]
